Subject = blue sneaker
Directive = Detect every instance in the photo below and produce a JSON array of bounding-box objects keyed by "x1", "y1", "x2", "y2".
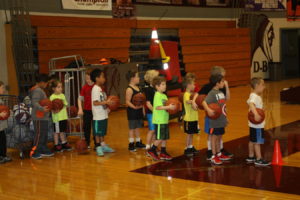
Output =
[
  {"x1": 102, "y1": 145, "x2": 115, "y2": 153},
  {"x1": 41, "y1": 150, "x2": 54, "y2": 157},
  {"x1": 96, "y1": 146, "x2": 104, "y2": 157},
  {"x1": 31, "y1": 153, "x2": 42, "y2": 159}
]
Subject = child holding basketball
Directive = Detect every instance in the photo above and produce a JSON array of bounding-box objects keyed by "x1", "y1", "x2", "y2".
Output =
[
  {"x1": 193, "y1": 66, "x2": 233, "y2": 160},
  {"x1": 182, "y1": 76, "x2": 199, "y2": 156},
  {"x1": 202, "y1": 74, "x2": 231, "y2": 165},
  {"x1": 78, "y1": 68, "x2": 95, "y2": 148},
  {"x1": 246, "y1": 77, "x2": 270, "y2": 166},
  {"x1": 49, "y1": 80, "x2": 72, "y2": 152},
  {"x1": 91, "y1": 69, "x2": 115, "y2": 157},
  {"x1": 0, "y1": 81, "x2": 11, "y2": 164},
  {"x1": 126, "y1": 70, "x2": 146, "y2": 152},
  {"x1": 147, "y1": 76, "x2": 175, "y2": 161},
  {"x1": 144, "y1": 70, "x2": 159, "y2": 150}
]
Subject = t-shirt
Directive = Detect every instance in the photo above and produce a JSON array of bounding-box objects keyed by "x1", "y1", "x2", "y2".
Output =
[
  {"x1": 144, "y1": 85, "x2": 156, "y2": 114},
  {"x1": 152, "y1": 92, "x2": 169, "y2": 124},
  {"x1": 199, "y1": 83, "x2": 226, "y2": 96},
  {"x1": 92, "y1": 85, "x2": 108, "y2": 121},
  {"x1": 183, "y1": 92, "x2": 198, "y2": 122},
  {"x1": 79, "y1": 83, "x2": 94, "y2": 111},
  {"x1": 50, "y1": 93, "x2": 68, "y2": 123},
  {"x1": 30, "y1": 86, "x2": 50, "y2": 121},
  {"x1": 247, "y1": 92, "x2": 265, "y2": 128},
  {"x1": 0, "y1": 99, "x2": 8, "y2": 131},
  {"x1": 205, "y1": 89, "x2": 228, "y2": 128}
]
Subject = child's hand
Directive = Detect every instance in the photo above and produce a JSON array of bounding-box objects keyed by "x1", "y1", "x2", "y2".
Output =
[
  {"x1": 254, "y1": 113, "x2": 262, "y2": 122},
  {"x1": 192, "y1": 102, "x2": 198, "y2": 110},
  {"x1": 0, "y1": 111, "x2": 7, "y2": 118},
  {"x1": 207, "y1": 108, "x2": 215, "y2": 117},
  {"x1": 43, "y1": 106, "x2": 50, "y2": 112},
  {"x1": 52, "y1": 109, "x2": 59, "y2": 114},
  {"x1": 224, "y1": 80, "x2": 229, "y2": 88},
  {"x1": 168, "y1": 104, "x2": 176, "y2": 111},
  {"x1": 78, "y1": 109, "x2": 83, "y2": 116},
  {"x1": 107, "y1": 108, "x2": 111, "y2": 114},
  {"x1": 106, "y1": 97, "x2": 113, "y2": 105}
]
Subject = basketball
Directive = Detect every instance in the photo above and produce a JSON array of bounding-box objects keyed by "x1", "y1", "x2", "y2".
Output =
[
  {"x1": 39, "y1": 99, "x2": 52, "y2": 110},
  {"x1": 206, "y1": 103, "x2": 222, "y2": 119},
  {"x1": 191, "y1": 94, "x2": 206, "y2": 110},
  {"x1": 68, "y1": 106, "x2": 78, "y2": 118},
  {"x1": 132, "y1": 93, "x2": 146, "y2": 106},
  {"x1": 0, "y1": 105, "x2": 10, "y2": 120},
  {"x1": 107, "y1": 95, "x2": 120, "y2": 111},
  {"x1": 75, "y1": 139, "x2": 88, "y2": 154},
  {"x1": 248, "y1": 108, "x2": 265, "y2": 124},
  {"x1": 165, "y1": 98, "x2": 180, "y2": 115},
  {"x1": 52, "y1": 99, "x2": 64, "y2": 112}
]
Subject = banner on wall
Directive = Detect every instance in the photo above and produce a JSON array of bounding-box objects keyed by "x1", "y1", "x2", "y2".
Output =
[
  {"x1": 287, "y1": 0, "x2": 300, "y2": 20},
  {"x1": 245, "y1": 0, "x2": 286, "y2": 11},
  {"x1": 61, "y1": 0, "x2": 112, "y2": 11}
]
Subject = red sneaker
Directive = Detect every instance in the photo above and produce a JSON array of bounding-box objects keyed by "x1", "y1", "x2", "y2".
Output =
[
  {"x1": 218, "y1": 153, "x2": 232, "y2": 161},
  {"x1": 160, "y1": 152, "x2": 172, "y2": 161},
  {"x1": 147, "y1": 150, "x2": 160, "y2": 161},
  {"x1": 211, "y1": 156, "x2": 222, "y2": 165}
]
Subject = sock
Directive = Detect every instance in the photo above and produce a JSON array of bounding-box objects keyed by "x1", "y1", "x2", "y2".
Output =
[
  {"x1": 217, "y1": 152, "x2": 222, "y2": 157},
  {"x1": 220, "y1": 139, "x2": 224, "y2": 149},
  {"x1": 161, "y1": 147, "x2": 166, "y2": 153},
  {"x1": 207, "y1": 140, "x2": 212, "y2": 150},
  {"x1": 62, "y1": 141, "x2": 67, "y2": 145},
  {"x1": 129, "y1": 138, "x2": 134, "y2": 143},
  {"x1": 101, "y1": 142, "x2": 106, "y2": 146},
  {"x1": 95, "y1": 143, "x2": 100, "y2": 147},
  {"x1": 136, "y1": 138, "x2": 141, "y2": 142},
  {"x1": 146, "y1": 144, "x2": 151, "y2": 149},
  {"x1": 188, "y1": 145, "x2": 193, "y2": 149}
]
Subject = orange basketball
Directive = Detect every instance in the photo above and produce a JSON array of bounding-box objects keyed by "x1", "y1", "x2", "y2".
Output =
[
  {"x1": 165, "y1": 98, "x2": 180, "y2": 115},
  {"x1": 132, "y1": 93, "x2": 146, "y2": 106},
  {"x1": 75, "y1": 139, "x2": 88, "y2": 154},
  {"x1": 206, "y1": 103, "x2": 222, "y2": 119},
  {"x1": 68, "y1": 106, "x2": 78, "y2": 118},
  {"x1": 0, "y1": 105, "x2": 10, "y2": 120},
  {"x1": 248, "y1": 108, "x2": 265, "y2": 124},
  {"x1": 39, "y1": 99, "x2": 52, "y2": 110},
  {"x1": 52, "y1": 99, "x2": 64, "y2": 112},
  {"x1": 107, "y1": 95, "x2": 120, "y2": 111},
  {"x1": 194, "y1": 94, "x2": 206, "y2": 110}
]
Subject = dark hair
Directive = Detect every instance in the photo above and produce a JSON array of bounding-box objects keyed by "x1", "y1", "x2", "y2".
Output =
[
  {"x1": 152, "y1": 76, "x2": 166, "y2": 89},
  {"x1": 47, "y1": 79, "x2": 62, "y2": 95},
  {"x1": 90, "y1": 69, "x2": 103, "y2": 83},
  {"x1": 183, "y1": 76, "x2": 194, "y2": 89},
  {"x1": 126, "y1": 70, "x2": 138, "y2": 82},
  {"x1": 36, "y1": 74, "x2": 49, "y2": 83},
  {"x1": 209, "y1": 74, "x2": 224, "y2": 86},
  {"x1": 250, "y1": 77, "x2": 263, "y2": 89}
]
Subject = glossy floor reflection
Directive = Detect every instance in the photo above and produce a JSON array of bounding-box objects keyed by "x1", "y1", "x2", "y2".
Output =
[{"x1": 133, "y1": 120, "x2": 300, "y2": 195}]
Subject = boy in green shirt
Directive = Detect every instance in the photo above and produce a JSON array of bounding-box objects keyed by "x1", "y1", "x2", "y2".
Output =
[{"x1": 147, "y1": 76, "x2": 175, "y2": 161}]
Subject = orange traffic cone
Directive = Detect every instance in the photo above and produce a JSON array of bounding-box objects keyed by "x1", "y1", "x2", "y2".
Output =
[
  {"x1": 272, "y1": 165, "x2": 282, "y2": 188},
  {"x1": 272, "y1": 140, "x2": 284, "y2": 165}
]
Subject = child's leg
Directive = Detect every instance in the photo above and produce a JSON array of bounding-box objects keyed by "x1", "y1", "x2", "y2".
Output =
[
  {"x1": 83, "y1": 110, "x2": 92, "y2": 146},
  {"x1": 146, "y1": 130, "x2": 155, "y2": 149},
  {"x1": 0, "y1": 130, "x2": 7, "y2": 157},
  {"x1": 59, "y1": 132, "x2": 67, "y2": 143},
  {"x1": 134, "y1": 128, "x2": 141, "y2": 142},
  {"x1": 216, "y1": 135, "x2": 222, "y2": 153},
  {"x1": 128, "y1": 129, "x2": 135, "y2": 143},
  {"x1": 95, "y1": 136, "x2": 100, "y2": 146},
  {"x1": 254, "y1": 144, "x2": 262, "y2": 160},
  {"x1": 248, "y1": 141, "x2": 255, "y2": 157},
  {"x1": 211, "y1": 135, "x2": 217, "y2": 155},
  {"x1": 54, "y1": 132, "x2": 59, "y2": 145},
  {"x1": 207, "y1": 135, "x2": 212, "y2": 151}
]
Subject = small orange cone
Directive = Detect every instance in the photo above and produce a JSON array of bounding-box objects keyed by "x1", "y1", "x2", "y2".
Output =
[
  {"x1": 272, "y1": 165, "x2": 282, "y2": 188},
  {"x1": 272, "y1": 140, "x2": 284, "y2": 165}
]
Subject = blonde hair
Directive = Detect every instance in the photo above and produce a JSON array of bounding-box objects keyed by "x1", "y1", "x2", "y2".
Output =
[
  {"x1": 183, "y1": 77, "x2": 194, "y2": 89},
  {"x1": 185, "y1": 72, "x2": 196, "y2": 81},
  {"x1": 144, "y1": 70, "x2": 159, "y2": 84},
  {"x1": 211, "y1": 66, "x2": 225, "y2": 76},
  {"x1": 250, "y1": 77, "x2": 263, "y2": 89},
  {"x1": 85, "y1": 68, "x2": 94, "y2": 75}
]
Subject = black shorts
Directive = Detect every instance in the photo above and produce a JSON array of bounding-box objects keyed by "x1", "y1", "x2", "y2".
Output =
[
  {"x1": 154, "y1": 124, "x2": 169, "y2": 140},
  {"x1": 249, "y1": 127, "x2": 265, "y2": 144},
  {"x1": 184, "y1": 121, "x2": 199, "y2": 134},
  {"x1": 209, "y1": 127, "x2": 225, "y2": 135},
  {"x1": 53, "y1": 120, "x2": 67, "y2": 133}
]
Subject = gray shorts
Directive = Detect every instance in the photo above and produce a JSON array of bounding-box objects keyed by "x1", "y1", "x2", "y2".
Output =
[{"x1": 128, "y1": 120, "x2": 143, "y2": 130}]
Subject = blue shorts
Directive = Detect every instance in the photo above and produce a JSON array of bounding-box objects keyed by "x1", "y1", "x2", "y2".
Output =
[
  {"x1": 250, "y1": 127, "x2": 265, "y2": 144},
  {"x1": 93, "y1": 119, "x2": 107, "y2": 137},
  {"x1": 147, "y1": 114, "x2": 155, "y2": 131},
  {"x1": 204, "y1": 116, "x2": 210, "y2": 134}
]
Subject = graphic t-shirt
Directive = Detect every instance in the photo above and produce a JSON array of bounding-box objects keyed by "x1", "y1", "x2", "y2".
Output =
[{"x1": 92, "y1": 85, "x2": 108, "y2": 121}]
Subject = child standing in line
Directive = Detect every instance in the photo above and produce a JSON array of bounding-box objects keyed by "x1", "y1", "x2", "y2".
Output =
[
  {"x1": 147, "y1": 76, "x2": 175, "y2": 161},
  {"x1": 182, "y1": 77, "x2": 200, "y2": 156},
  {"x1": 49, "y1": 80, "x2": 72, "y2": 152},
  {"x1": 144, "y1": 70, "x2": 159, "y2": 150},
  {"x1": 125, "y1": 70, "x2": 146, "y2": 152},
  {"x1": 78, "y1": 68, "x2": 95, "y2": 149},
  {"x1": 246, "y1": 77, "x2": 270, "y2": 166},
  {"x1": 91, "y1": 69, "x2": 115, "y2": 157},
  {"x1": 0, "y1": 81, "x2": 11, "y2": 164},
  {"x1": 202, "y1": 74, "x2": 231, "y2": 165}
]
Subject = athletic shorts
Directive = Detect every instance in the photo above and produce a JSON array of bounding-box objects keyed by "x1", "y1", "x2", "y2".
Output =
[
  {"x1": 146, "y1": 114, "x2": 155, "y2": 131},
  {"x1": 154, "y1": 124, "x2": 169, "y2": 140},
  {"x1": 128, "y1": 119, "x2": 144, "y2": 130},
  {"x1": 184, "y1": 121, "x2": 199, "y2": 134},
  {"x1": 53, "y1": 120, "x2": 67, "y2": 133},
  {"x1": 249, "y1": 127, "x2": 265, "y2": 144},
  {"x1": 93, "y1": 119, "x2": 108, "y2": 137},
  {"x1": 204, "y1": 116, "x2": 210, "y2": 134},
  {"x1": 209, "y1": 127, "x2": 225, "y2": 135}
]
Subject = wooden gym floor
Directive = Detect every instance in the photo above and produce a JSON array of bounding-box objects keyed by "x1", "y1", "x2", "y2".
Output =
[{"x1": 1, "y1": 79, "x2": 300, "y2": 200}]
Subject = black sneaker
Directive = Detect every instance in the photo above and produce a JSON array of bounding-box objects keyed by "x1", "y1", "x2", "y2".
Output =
[
  {"x1": 255, "y1": 159, "x2": 271, "y2": 166},
  {"x1": 221, "y1": 148, "x2": 234, "y2": 158},
  {"x1": 135, "y1": 141, "x2": 146, "y2": 149},
  {"x1": 128, "y1": 142, "x2": 136, "y2": 152},
  {"x1": 62, "y1": 143, "x2": 72, "y2": 151},
  {"x1": 184, "y1": 148, "x2": 194, "y2": 156},
  {"x1": 246, "y1": 157, "x2": 255, "y2": 163},
  {"x1": 207, "y1": 150, "x2": 213, "y2": 160},
  {"x1": 3, "y1": 156, "x2": 12, "y2": 162},
  {"x1": 0, "y1": 157, "x2": 5, "y2": 164},
  {"x1": 191, "y1": 147, "x2": 200, "y2": 155}
]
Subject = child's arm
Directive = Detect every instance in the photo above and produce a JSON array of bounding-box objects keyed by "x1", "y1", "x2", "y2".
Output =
[
  {"x1": 125, "y1": 88, "x2": 142, "y2": 110},
  {"x1": 191, "y1": 93, "x2": 199, "y2": 110},
  {"x1": 224, "y1": 80, "x2": 230, "y2": 100},
  {"x1": 0, "y1": 111, "x2": 7, "y2": 118},
  {"x1": 34, "y1": 92, "x2": 49, "y2": 112},
  {"x1": 93, "y1": 98, "x2": 112, "y2": 106},
  {"x1": 146, "y1": 101, "x2": 153, "y2": 111},
  {"x1": 249, "y1": 102, "x2": 261, "y2": 122},
  {"x1": 77, "y1": 96, "x2": 84, "y2": 116},
  {"x1": 202, "y1": 100, "x2": 214, "y2": 117},
  {"x1": 156, "y1": 104, "x2": 175, "y2": 111}
]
